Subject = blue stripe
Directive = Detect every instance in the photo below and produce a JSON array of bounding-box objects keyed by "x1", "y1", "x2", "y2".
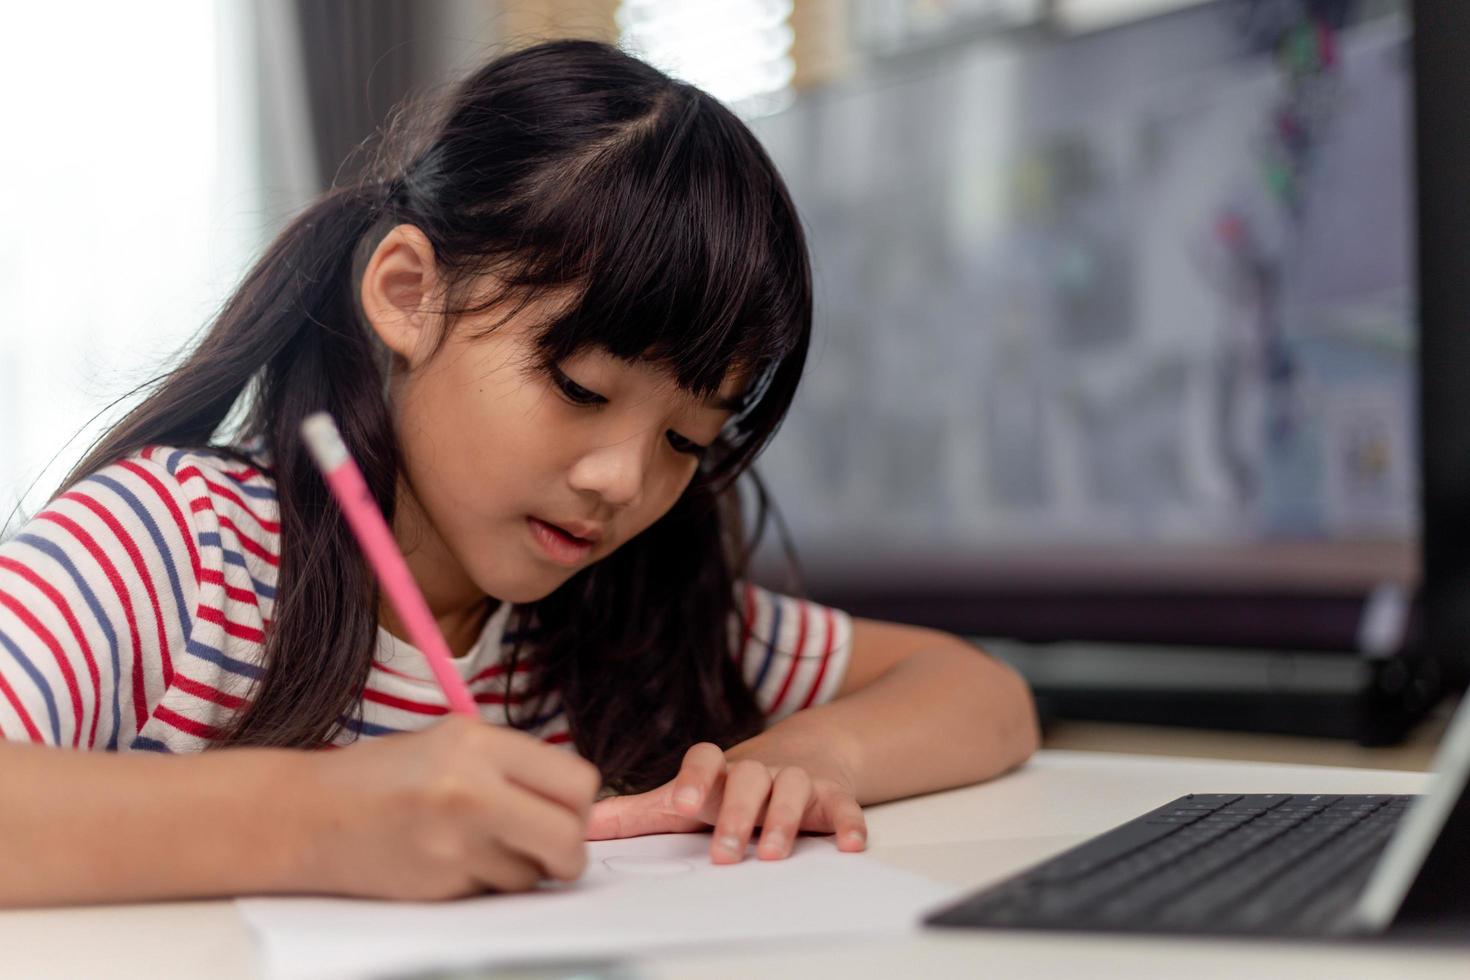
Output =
[
  {"x1": 167, "y1": 446, "x2": 278, "y2": 499},
  {"x1": 750, "y1": 597, "x2": 783, "y2": 695},
  {"x1": 527, "y1": 704, "x2": 565, "y2": 728},
  {"x1": 0, "y1": 626, "x2": 62, "y2": 744},
  {"x1": 16, "y1": 533, "x2": 123, "y2": 749},
  {"x1": 197, "y1": 534, "x2": 277, "y2": 600},
  {"x1": 228, "y1": 480, "x2": 276, "y2": 500},
  {"x1": 341, "y1": 704, "x2": 565, "y2": 740},
  {"x1": 342, "y1": 714, "x2": 401, "y2": 738},
  {"x1": 221, "y1": 551, "x2": 277, "y2": 600},
  {"x1": 130, "y1": 734, "x2": 171, "y2": 752},
  {"x1": 185, "y1": 638, "x2": 264, "y2": 680},
  {"x1": 344, "y1": 707, "x2": 565, "y2": 737},
  {"x1": 89, "y1": 473, "x2": 193, "y2": 639}
]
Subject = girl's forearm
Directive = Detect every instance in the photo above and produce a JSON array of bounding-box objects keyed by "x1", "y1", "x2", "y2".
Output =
[
  {"x1": 755, "y1": 643, "x2": 1040, "y2": 806},
  {"x1": 0, "y1": 740, "x2": 310, "y2": 907}
]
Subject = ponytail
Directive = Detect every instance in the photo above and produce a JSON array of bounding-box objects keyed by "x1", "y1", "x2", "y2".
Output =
[{"x1": 54, "y1": 184, "x2": 402, "y2": 747}]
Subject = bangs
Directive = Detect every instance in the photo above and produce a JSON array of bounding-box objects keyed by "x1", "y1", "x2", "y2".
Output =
[{"x1": 484, "y1": 85, "x2": 809, "y2": 407}]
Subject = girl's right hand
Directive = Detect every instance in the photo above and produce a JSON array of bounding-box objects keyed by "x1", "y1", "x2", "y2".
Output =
[{"x1": 288, "y1": 715, "x2": 602, "y2": 900}]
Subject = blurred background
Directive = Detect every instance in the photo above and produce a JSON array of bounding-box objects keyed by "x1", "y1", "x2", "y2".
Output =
[{"x1": 3, "y1": 0, "x2": 1454, "y2": 755}]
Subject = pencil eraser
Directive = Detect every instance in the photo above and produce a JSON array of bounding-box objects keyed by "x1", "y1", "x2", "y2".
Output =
[{"x1": 301, "y1": 412, "x2": 349, "y2": 472}]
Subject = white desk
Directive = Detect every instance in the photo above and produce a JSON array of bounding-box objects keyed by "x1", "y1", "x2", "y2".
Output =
[{"x1": 2, "y1": 750, "x2": 1462, "y2": 979}]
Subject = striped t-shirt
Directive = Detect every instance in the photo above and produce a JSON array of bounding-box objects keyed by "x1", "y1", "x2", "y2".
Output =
[{"x1": 0, "y1": 445, "x2": 853, "y2": 753}]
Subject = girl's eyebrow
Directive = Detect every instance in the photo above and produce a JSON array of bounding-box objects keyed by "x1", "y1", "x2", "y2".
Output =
[{"x1": 707, "y1": 392, "x2": 744, "y2": 412}]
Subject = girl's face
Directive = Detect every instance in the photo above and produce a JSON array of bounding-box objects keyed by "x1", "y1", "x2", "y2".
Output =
[{"x1": 364, "y1": 226, "x2": 744, "y2": 613}]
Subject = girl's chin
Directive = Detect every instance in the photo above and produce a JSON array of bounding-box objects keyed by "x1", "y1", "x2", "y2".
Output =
[{"x1": 478, "y1": 567, "x2": 581, "y2": 605}]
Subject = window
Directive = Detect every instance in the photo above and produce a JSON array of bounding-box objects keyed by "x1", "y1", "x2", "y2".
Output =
[
  {"x1": 0, "y1": 2, "x2": 266, "y2": 531},
  {"x1": 617, "y1": 0, "x2": 797, "y2": 117}
]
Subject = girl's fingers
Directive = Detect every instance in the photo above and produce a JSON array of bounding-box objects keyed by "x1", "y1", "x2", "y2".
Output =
[
  {"x1": 829, "y1": 792, "x2": 868, "y2": 852},
  {"x1": 710, "y1": 759, "x2": 772, "y2": 864},
  {"x1": 756, "y1": 766, "x2": 812, "y2": 861},
  {"x1": 488, "y1": 781, "x2": 590, "y2": 880},
  {"x1": 469, "y1": 839, "x2": 549, "y2": 894},
  {"x1": 671, "y1": 741, "x2": 727, "y2": 818},
  {"x1": 587, "y1": 741, "x2": 737, "y2": 843},
  {"x1": 585, "y1": 792, "x2": 702, "y2": 840}
]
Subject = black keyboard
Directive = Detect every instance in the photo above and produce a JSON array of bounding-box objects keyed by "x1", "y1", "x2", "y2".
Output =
[{"x1": 924, "y1": 793, "x2": 1415, "y2": 936}]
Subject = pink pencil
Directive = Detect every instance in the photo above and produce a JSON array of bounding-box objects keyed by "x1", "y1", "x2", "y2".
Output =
[{"x1": 300, "y1": 411, "x2": 479, "y2": 718}]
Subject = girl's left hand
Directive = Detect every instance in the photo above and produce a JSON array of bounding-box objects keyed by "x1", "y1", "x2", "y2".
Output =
[{"x1": 585, "y1": 741, "x2": 868, "y2": 863}]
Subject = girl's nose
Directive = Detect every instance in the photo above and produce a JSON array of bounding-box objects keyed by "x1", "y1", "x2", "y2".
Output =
[{"x1": 566, "y1": 431, "x2": 655, "y2": 508}]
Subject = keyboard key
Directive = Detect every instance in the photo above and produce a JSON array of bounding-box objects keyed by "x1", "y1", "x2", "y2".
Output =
[
  {"x1": 1182, "y1": 795, "x2": 1243, "y2": 806},
  {"x1": 1287, "y1": 794, "x2": 1342, "y2": 807}
]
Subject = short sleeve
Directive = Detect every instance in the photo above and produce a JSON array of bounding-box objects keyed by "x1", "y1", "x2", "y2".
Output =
[
  {"x1": 728, "y1": 582, "x2": 853, "y2": 724},
  {"x1": 0, "y1": 448, "x2": 201, "y2": 749}
]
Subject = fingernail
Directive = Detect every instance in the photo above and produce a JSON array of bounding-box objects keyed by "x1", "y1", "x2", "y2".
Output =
[
  {"x1": 843, "y1": 831, "x2": 866, "y2": 849},
  {"x1": 760, "y1": 830, "x2": 786, "y2": 854},
  {"x1": 717, "y1": 835, "x2": 742, "y2": 855},
  {"x1": 674, "y1": 788, "x2": 700, "y2": 809}
]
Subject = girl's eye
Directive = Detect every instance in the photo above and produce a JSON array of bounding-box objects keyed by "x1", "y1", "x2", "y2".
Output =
[
  {"x1": 553, "y1": 366, "x2": 707, "y2": 458},
  {"x1": 553, "y1": 369, "x2": 606, "y2": 406},
  {"x1": 666, "y1": 431, "x2": 710, "y2": 459}
]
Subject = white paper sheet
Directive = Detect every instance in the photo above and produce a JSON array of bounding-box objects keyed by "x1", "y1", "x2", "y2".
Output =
[{"x1": 238, "y1": 833, "x2": 961, "y2": 980}]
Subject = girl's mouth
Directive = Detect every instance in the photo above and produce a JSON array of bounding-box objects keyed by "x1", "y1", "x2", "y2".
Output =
[{"x1": 526, "y1": 517, "x2": 594, "y2": 565}]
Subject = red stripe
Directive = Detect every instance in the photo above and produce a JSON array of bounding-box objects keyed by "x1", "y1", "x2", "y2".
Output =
[
  {"x1": 798, "y1": 606, "x2": 838, "y2": 712},
  {"x1": 0, "y1": 655, "x2": 45, "y2": 742},
  {"x1": 38, "y1": 511, "x2": 149, "y2": 732},
  {"x1": 363, "y1": 687, "x2": 449, "y2": 715},
  {"x1": 370, "y1": 660, "x2": 417, "y2": 680},
  {"x1": 0, "y1": 586, "x2": 86, "y2": 747},
  {"x1": 221, "y1": 464, "x2": 264, "y2": 482},
  {"x1": 175, "y1": 465, "x2": 281, "y2": 532},
  {"x1": 544, "y1": 731, "x2": 572, "y2": 745},
  {"x1": 171, "y1": 673, "x2": 247, "y2": 711},
  {"x1": 199, "y1": 568, "x2": 268, "y2": 620},
  {"x1": 217, "y1": 515, "x2": 279, "y2": 567},
  {"x1": 202, "y1": 477, "x2": 281, "y2": 532},
  {"x1": 67, "y1": 491, "x2": 175, "y2": 689},
  {"x1": 223, "y1": 583, "x2": 265, "y2": 609},
  {"x1": 0, "y1": 555, "x2": 103, "y2": 748},
  {"x1": 195, "y1": 605, "x2": 266, "y2": 644},
  {"x1": 117, "y1": 459, "x2": 202, "y2": 592},
  {"x1": 766, "y1": 599, "x2": 810, "y2": 718},
  {"x1": 468, "y1": 661, "x2": 533, "y2": 684},
  {"x1": 151, "y1": 703, "x2": 222, "y2": 740}
]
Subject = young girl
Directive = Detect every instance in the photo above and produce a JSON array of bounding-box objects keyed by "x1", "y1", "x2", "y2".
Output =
[{"x1": 0, "y1": 40, "x2": 1037, "y2": 906}]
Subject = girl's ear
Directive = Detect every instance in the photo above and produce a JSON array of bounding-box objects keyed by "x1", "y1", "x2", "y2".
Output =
[{"x1": 359, "y1": 223, "x2": 441, "y2": 366}]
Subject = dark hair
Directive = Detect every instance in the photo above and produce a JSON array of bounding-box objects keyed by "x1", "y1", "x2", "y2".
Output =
[{"x1": 49, "y1": 40, "x2": 812, "y2": 792}]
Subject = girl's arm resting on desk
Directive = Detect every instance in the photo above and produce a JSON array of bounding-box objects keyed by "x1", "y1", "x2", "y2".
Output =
[
  {"x1": 0, "y1": 739, "x2": 307, "y2": 907},
  {"x1": 0, "y1": 717, "x2": 601, "y2": 907},
  {"x1": 731, "y1": 617, "x2": 1040, "y2": 806},
  {"x1": 587, "y1": 618, "x2": 1038, "y2": 860}
]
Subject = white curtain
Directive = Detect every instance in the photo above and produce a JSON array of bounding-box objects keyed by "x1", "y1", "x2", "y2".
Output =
[{"x1": 0, "y1": 1, "x2": 310, "y2": 535}]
